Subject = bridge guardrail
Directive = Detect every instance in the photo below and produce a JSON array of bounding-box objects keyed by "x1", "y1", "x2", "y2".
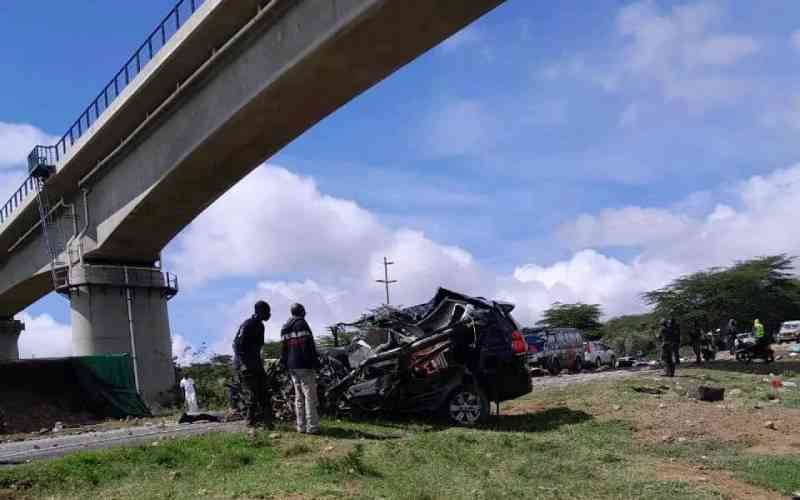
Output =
[
  {"x1": 2, "y1": 0, "x2": 208, "y2": 228},
  {"x1": 0, "y1": 177, "x2": 38, "y2": 226}
]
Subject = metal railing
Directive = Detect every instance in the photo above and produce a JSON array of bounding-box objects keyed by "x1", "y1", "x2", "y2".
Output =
[
  {"x1": 2, "y1": 0, "x2": 207, "y2": 228},
  {"x1": 0, "y1": 177, "x2": 38, "y2": 225}
]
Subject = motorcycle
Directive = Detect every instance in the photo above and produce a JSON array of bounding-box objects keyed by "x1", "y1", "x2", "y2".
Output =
[
  {"x1": 700, "y1": 331, "x2": 717, "y2": 362},
  {"x1": 734, "y1": 332, "x2": 774, "y2": 364}
]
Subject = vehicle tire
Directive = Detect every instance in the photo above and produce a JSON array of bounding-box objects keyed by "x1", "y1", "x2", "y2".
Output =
[
  {"x1": 572, "y1": 358, "x2": 582, "y2": 373},
  {"x1": 444, "y1": 385, "x2": 489, "y2": 426},
  {"x1": 610, "y1": 356, "x2": 617, "y2": 369},
  {"x1": 548, "y1": 358, "x2": 561, "y2": 376}
]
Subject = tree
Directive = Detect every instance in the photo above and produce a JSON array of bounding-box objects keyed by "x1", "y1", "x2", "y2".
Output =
[
  {"x1": 643, "y1": 255, "x2": 800, "y2": 335},
  {"x1": 537, "y1": 302, "x2": 603, "y2": 335},
  {"x1": 601, "y1": 313, "x2": 659, "y2": 356}
]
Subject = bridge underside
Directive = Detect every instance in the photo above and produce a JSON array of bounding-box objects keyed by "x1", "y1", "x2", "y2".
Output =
[{"x1": 0, "y1": 0, "x2": 506, "y2": 402}]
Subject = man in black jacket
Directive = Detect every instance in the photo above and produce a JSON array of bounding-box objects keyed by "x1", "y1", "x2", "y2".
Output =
[
  {"x1": 280, "y1": 303, "x2": 320, "y2": 434},
  {"x1": 232, "y1": 300, "x2": 273, "y2": 428},
  {"x1": 659, "y1": 318, "x2": 680, "y2": 377}
]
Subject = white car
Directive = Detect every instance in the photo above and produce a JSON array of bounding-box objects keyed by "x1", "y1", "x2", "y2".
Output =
[
  {"x1": 583, "y1": 341, "x2": 617, "y2": 369},
  {"x1": 777, "y1": 321, "x2": 800, "y2": 343}
]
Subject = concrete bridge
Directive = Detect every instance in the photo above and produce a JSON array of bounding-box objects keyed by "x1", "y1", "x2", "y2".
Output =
[{"x1": 0, "y1": 0, "x2": 505, "y2": 402}]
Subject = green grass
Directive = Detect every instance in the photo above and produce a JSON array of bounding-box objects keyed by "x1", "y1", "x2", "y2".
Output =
[
  {"x1": 0, "y1": 414, "x2": 722, "y2": 500},
  {"x1": 1, "y1": 363, "x2": 798, "y2": 499}
]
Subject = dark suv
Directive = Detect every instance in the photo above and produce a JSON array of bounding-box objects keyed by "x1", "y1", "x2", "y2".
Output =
[
  {"x1": 541, "y1": 328, "x2": 585, "y2": 375},
  {"x1": 304, "y1": 289, "x2": 532, "y2": 425}
]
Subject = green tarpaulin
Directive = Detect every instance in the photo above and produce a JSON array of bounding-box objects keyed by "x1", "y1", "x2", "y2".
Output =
[
  {"x1": 0, "y1": 354, "x2": 151, "y2": 420},
  {"x1": 70, "y1": 354, "x2": 151, "y2": 418}
]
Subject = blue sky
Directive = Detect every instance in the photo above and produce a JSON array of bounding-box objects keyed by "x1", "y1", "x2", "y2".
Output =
[{"x1": 2, "y1": 0, "x2": 800, "y2": 360}]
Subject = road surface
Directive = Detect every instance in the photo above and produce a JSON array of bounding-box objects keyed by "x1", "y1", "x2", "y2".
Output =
[{"x1": 0, "y1": 420, "x2": 243, "y2": 464}]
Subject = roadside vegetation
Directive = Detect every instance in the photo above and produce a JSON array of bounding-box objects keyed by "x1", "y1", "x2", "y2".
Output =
[{"x1": 2, "y1": 360, "x2": 798, "y2": 500}]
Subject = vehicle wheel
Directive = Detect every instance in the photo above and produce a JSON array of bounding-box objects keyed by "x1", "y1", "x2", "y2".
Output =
[
  {"x1": 445, "y1": 386, "x2": 489, "y2": 426},
  {"x1": 610, "y1": 356, "x2": 617, "y2": 369},
  {"x1": 548, "y1": 358, "x2": 561, "y2": 376},
  {"x1": 595, "y1": 358, "x2": 602, "y2": 370},
  {"x1": 573, "y1": 358, "x2": 582, "y2": 373}
]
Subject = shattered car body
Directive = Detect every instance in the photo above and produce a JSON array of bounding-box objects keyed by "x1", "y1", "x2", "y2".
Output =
[{"x1": 237, "y1": 289, "x2": 532, "y2": 426}]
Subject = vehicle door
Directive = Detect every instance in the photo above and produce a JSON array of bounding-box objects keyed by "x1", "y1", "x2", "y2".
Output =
[{"x1": 475, "y1": 307, "x2": 529, "y2": 402}]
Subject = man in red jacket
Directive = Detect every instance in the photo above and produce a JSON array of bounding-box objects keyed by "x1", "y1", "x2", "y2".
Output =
[{"x1": 280, "y1": 303, "x2": 321, "y2": 434}]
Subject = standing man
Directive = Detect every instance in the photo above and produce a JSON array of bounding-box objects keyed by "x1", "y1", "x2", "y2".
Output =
[
  {"x1": 180, "y1": 375, "x2": 199, "y2": 413},
  {"x1": 658, "y1": 318, "x2": 675, "y2": 377},
  {"x1": 281, "y1": 303, "x2": 320, "y2": 434},
  {"x1": 754, "y1": 319, "x2": 766, "y2": 343},
  {"x1": 726, "y1": 318, "x2": 737, "y2": 355},
  {"x1": 689, "y1": 327, "x2": 702, "y2": 364},
  {"x1": 671, "y1": 320, "x2": 682, "y2": 366},
  {"x1": 233, "y1": 300, "x2": 273, "y2": 429}
]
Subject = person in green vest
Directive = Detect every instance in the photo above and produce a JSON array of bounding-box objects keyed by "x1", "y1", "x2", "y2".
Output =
[{"x1": 754, "y1": 319, "x2": 765, "y2": 341}]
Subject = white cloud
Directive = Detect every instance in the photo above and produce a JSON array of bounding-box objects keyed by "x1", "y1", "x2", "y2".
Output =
[
  {"x1": 0, "y1": 122, "x2": 57, "y2": 169},
  {"x1": 17, "y1": 313, "x2": 72, "y2": 359},
  {"x1": 559, "y1": 164, "x2": 800, "y2": 272},
  {"x1": 544, "y1": 1, "x2": 760, "y2": 114},
  {"x1": 176, "y1": 162, "x2": 800, "y2": 357},
  {"x1": 0, "y1": 170, "x2": 27, "y2": 209},
  {"x1": 560, "y1": 206, "x2": 692, "y2": 250},
  {"x1": 505, "y1": 250, "x2": 681, "y2": 319},
  {"x1": 170, "y1": 166, "x2": 387, "y2": 286}
]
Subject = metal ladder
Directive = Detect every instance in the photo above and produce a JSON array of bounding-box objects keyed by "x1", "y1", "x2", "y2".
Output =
[{"x1": 29, "y1": 151, "x2": 68, "y2": 291}]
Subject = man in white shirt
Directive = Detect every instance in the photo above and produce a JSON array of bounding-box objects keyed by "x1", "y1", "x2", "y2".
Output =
[{"x1": 180, "y1": 376, "x2": 199, "y2": 413}]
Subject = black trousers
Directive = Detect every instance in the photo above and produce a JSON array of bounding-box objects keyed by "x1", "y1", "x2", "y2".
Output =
[
  {"x1": 241, "y1": 370, "x2": 273, "y2": 427},
  {"x1": 661, "y1": 342, "x2": 676, "y2": 377}
]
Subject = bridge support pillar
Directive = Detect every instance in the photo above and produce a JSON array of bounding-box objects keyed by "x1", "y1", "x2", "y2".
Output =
[
  {"x1": 67, "y1": 264, "x2": 178, "y2": 406},
  {"x1": 0, "y1": 318, "x2": 24, "y2": 361}
]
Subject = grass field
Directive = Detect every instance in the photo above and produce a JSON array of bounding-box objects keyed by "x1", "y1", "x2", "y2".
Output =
[{"x1": 0, "y1": 362, "x2": 798, "y2": 499}]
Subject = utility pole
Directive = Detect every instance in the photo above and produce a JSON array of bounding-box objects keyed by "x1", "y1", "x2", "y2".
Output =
[{"x1": 376, "y1": 257, "x2": 397, "y2": 305}]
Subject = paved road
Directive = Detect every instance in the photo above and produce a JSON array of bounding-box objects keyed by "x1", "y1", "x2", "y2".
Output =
[
  {"x1": 0, "y1": 367, "x2": 660, "y2": 463},
  {"x1": 0, "y1": 420, "x2": 243, "y2": 464},
  {"x1": 530, "y1": 366, "x2": 657, "y2": 389}
]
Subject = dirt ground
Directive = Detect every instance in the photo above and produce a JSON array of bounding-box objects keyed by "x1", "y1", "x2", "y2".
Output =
[
  {"x1": 645, "y1": 461, "x2": 784, "y2": 500},
  {"x1": 509, "y1": 356, "x2": 800, "y2": 500},
  {"x1": 616, "y1": 375, "x2": 800, "y2": 455}
]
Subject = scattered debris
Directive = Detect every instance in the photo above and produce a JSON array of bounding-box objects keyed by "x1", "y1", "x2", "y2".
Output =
[
  {"x1": 690, "y1": 386, "x2": 725, "y2": 402},
  {"x1": 612, "y1": 405, "x2": 622, "y2": 411},
  {"x1": 728, "y1": 388, "x2": 742, "y2": 397},
  {"x1": 178, "y1": 413, "x2": 221, "y2": 424},
  {"x1": 632, "y1": 386, "x2": 665, "y2": 395},
  {"x1": 763, "y1": 421, "x2": 777, "y2": 431},
  {"x1": 52, "y1": 422, "x2": 63, "y2": 433},
  {"x1": 783, "y1": 381, "x2": 797, "y2": 388}
]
